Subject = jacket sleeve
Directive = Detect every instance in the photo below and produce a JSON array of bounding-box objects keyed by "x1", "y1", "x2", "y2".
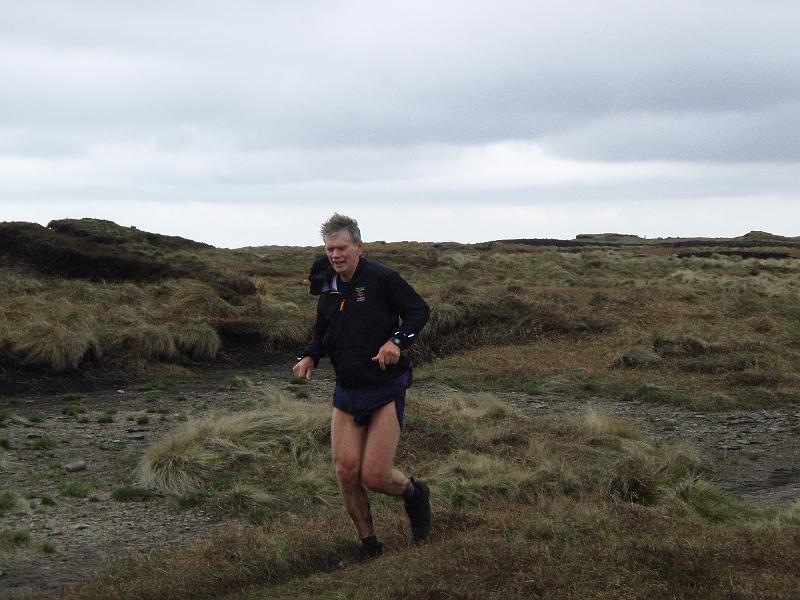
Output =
[
  {"x1": 299, "y1": 296, "x2": 329, "y2": 366},
  {"x1": 387, "y1": 271, "x2": 430, "y2": 342}
]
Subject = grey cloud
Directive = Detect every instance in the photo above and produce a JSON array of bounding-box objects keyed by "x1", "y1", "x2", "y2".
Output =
[
  {"x1": 542, "y1": 104, "x2": 800, "y2": 162},
  {"x1": 2, "y1": 0, "x2": 799, "y2": 161}
]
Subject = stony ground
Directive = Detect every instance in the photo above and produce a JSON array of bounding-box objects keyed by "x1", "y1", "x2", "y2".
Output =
[{"x1": 1, "y1": 363, "x2": 799, "y2": 598}]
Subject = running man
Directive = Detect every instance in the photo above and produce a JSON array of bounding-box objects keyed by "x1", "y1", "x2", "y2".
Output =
[{"x1": 293, "y1": 213, "x2": 431, "y2": 567}]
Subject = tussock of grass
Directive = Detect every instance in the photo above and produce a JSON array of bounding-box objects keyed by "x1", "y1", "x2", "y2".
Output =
[
  {"x1": 0, "y1": 489, "x2": 24, "y2": 515},
  {"x1": 164, "y1": 280, "x2": 235, "y2": 320},
  {"x1": 134, "y1": 324, "x2": 179, "y2": 361},
  {"x1": 581, "y1": 405, "x2": 640, "y2": 439},
  {"x1": 137, "y1": 398, "x2": 332, "y2": 502},
  {"x1": 11, "y1": 320, "x2": 100, "y2": 371},
  {"x1": 173, "y1": 323, "x2": 221, "y2": 360}
]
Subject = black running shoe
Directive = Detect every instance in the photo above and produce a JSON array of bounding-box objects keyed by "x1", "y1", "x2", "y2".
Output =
[
  {"x1": 404, "y1": 478, "x2": 432, "y2": 542},
  {"x1": 336, "y1": 541, "x2": 384, "y2": 569}
]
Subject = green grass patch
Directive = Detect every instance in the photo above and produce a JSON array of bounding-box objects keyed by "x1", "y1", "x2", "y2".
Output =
[
  {"x1": 623, "y1": 383, "x2": 689, "y2": 405},
  {"x1": 63, "y1": 392, "x2": 87, "y2": 402},
  {"x1": 144, "y1": 379, "x2": 177, "y2": 391},
  {"x1": 32, "y1": 437, "x2": 58, "y2": 450},
  {"x1": 226, "y1": 374, "x2": 252, "y2": 389},
  {"x1": 0, "y1": 490, "x2": 23, "y2": 515},
  {"x1": 580, "y1": 381, "x2": 601, "y2": 393},
  {"x1": 111, "y1": 486, "x2": 152, "y2": 502},
  {"x1": 175, "y1": 491, "x2": 208, "y2": 509},
  {"x1": 97, "y1": 410, "x2": 117, "y2": 424},
  {"x1": 27, "y1": 493, "x2": 56, "y2": 507},
  {"x1": 285, "y1": 384, "x2": 310, "y2": 399},
  {"x1": 62, "y1": 402, "x2": 86, "y2": 416},
  {"x1": 523, "y1": 381, "x2": 545, "y2": 395},
  {"x1": 0, "y1": 527, "x2": 31, "y2": 550},
  {"x1": 40, "y1": 542, "x2": 57, "y2": 554},
  {"x1": 58, "y1": 482, "x2": 92, "y2": 498}
]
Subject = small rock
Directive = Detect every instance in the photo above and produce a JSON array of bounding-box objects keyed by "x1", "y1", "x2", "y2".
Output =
[
  {"x1": 10, "y1": 415, "x2": 34, "y2": 427},
  {"x1": 29, "y1": 498, "x2": 42, "y2": 508},
  {"x1": 117, "y1": 389, "x2": 126, "y2": 394},
  {"x1": 64, "y1": 461, "x2": 87, "y2": 473},
  {"x1": 72, "y1": 523, "x2": 91, "y2": 530},
  {"x1": 768, "y1": 426, "x2": 790, "y2": 433},
  {"x1": 128, "y1": 434, "x2": 146, "y2": 440},
  {"x1": 26, "y1": 433, "x2": 42, "y2": 439}
]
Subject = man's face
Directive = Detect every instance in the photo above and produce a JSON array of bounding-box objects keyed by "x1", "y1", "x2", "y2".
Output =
[{"x1": 324, "y1": 230, "x2": 362, "y2": 281}]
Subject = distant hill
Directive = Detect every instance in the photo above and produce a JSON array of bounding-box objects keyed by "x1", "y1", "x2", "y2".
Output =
[
  {"x1": 498, "y1": 231, "x2": 799, "y2": 249},
  {"x1": 0, "y1": 221, "x2": 173, "y2": 282},
  {"x1": 48, "y1": 218, "x2": 213, "y2": 251}
]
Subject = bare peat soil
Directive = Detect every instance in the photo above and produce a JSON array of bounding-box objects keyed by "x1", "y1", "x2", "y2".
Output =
[{"x1": 1, "y1": 364, "x2": 799, "y2": 597}]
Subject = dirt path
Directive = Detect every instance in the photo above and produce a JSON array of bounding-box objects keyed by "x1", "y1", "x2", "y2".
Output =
[{"x1": 1, "y1": 366, "x2": 799, "y2": 597}]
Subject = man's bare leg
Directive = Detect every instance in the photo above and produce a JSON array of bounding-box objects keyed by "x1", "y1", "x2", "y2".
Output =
[
  {"x1": 360, "y1": 401, "x2": 411, "y2": 496},
  {"x1": 331, "y1": 407, "x2": 374, "y2": 538},
  {"x1": 333, "y1": 401, "x2": 431, "y2": 546},
  {"x1": 361, "y1": 400, "x2": 432, "y2": 542}
]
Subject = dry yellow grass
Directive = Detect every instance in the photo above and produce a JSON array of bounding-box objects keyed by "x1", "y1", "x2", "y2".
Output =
[{"x1": 138, "y1": 397, "x2": 331, "y2": 498}]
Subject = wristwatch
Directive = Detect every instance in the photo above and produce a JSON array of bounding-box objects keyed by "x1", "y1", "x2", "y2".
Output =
[{"x1": 388, "y1": 331, "x2": 415, "y2": 350}]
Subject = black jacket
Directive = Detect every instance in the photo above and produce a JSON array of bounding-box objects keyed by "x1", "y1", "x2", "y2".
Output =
[{"x1": 300, "y1": 257, "x2": 430, "y2": 387}]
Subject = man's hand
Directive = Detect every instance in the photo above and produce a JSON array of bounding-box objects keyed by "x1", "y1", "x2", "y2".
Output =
[
  {"x1": 293, "y1": 356, "x2": 315, "y2": 380},
  {"x1": 371, "y1": 341, "x2": 400, "y2": 371}
]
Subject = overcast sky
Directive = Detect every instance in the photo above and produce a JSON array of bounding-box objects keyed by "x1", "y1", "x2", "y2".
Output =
[{"x1": 1, "y1": 1, "x2": 798, "y2": 247}]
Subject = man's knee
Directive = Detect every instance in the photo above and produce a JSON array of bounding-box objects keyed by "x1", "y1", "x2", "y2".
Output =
[
  {"x1": 361, "y1": 468, "x2": 388, "y2": 493},
  {"x1": 335, "y1": 459, "x2": 361, "y2": 486}
]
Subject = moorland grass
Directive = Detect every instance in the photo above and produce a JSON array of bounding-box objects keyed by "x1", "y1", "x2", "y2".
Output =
[
  {"x1": 60, "y1": 392, "x2": 800, "y2": 600},
  {"x1": 0, "y1": 489, "x2": 23, "y2": 515},
  {"x1": 0, "y1": 527, "x2": 31, "y2": 551},
  {"x1": 58, "y1": 482, "x2": 92, "y2": 498},
  {"x1": 111, "y1": 486, "x2": 152, "y2": 502},
  {"x1": 3, "y1": 221, "x2": 800, "y2": 409}
]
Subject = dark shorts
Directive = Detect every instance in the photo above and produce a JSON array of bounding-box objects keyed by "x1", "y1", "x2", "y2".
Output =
[{"x1": 333, "y1": 370, "x2": 410, "y2": 428}]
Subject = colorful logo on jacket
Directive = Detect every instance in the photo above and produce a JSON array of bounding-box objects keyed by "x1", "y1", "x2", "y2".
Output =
[{"x1": 355, "y1": 287, "x2": 366, "y2": 302}]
